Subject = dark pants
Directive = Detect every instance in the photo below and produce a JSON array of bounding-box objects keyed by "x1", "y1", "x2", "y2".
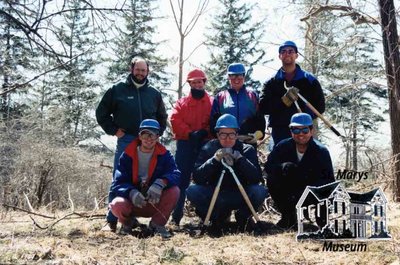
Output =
[
  {"x1": 107, "y1": 134, "x2": 136, "y2": 223},
  {"x1": 267, "y1": 172, "x2": 306, "y2": 218},
  {"x1": 270, "y1": 126, "x2": 291, "y2": 150},
  {"x1": 171, "y1": 139, "x2": 203, "y2": 224},
  {"x1": 186, "y1": 184, "x2": 267, "y2": 223}
]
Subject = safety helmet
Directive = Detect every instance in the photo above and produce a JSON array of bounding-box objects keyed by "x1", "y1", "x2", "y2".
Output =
[
  {"x1": 139, "y1": 119, "x2": 160, "y2": 134},
  {"x1": 187, "y1": 69, "x2": 207, "y2": 82},
  {"x1": 289, "y1": 113, "x2": 313, "y2": 127},
  {"x1": 215, "y1": 114, "x2": 239, "y2": 130},
  {"x1": 278, "y1": 41, "x2": 298, "y2": 54},
  {"x1": 227, "y1": 63, "x2": 246, "y2": 75}
]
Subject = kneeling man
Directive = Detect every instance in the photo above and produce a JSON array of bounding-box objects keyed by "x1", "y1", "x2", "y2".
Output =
[
  {"x1": 109, "y1": 119, "x2": 180, "y2": 239},
  {"x1": 265, "y1": 113, "x2": 335, "y2": 229},
  {"x1": 187, "y1": 114, "x2": 267, "y2": 232}
]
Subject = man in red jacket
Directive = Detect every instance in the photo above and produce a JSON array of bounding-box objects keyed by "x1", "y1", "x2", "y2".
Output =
[
  {"x1": 109, "y1": 119, "x2": 180, "y2": 239},
  {"x1": 169, "y1": 69, "x2": 213, "y2": 227}
]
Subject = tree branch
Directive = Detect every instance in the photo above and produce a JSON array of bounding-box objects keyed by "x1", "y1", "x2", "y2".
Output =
[{"x1": 301, "y1": 4, "x2": 379, "y2": 25}]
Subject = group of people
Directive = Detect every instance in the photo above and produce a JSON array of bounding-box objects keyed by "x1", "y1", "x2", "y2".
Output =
[{"x1": 95, "y1": 41, "x2": 335, "y2": 239}]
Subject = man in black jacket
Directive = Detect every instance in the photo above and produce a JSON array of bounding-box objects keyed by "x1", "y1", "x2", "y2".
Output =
[
  {"x1": 96, "y1": 57, "x2": 168, "y2": 230},
  {"x1": 265, "y1": 113, "x2": 335, "y2": 229},
  {"x1": 259, "y1": 41, "x2": 325, "y2": 149},
  {"x1": 187, "y1": 114, "x2": 267, "y2": 232}
]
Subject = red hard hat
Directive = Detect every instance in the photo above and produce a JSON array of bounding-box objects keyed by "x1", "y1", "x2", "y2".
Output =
[{"x1": 187, "y1": 69, "x2": 207, "y2": 82}]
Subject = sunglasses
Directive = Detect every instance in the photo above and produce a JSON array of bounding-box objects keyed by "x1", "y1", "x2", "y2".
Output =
[
  {"x1": 291, "y1": 127, "x2": 310, "y2": 135},
  {"x1": 218, "y1": 132, "x2": 237, "y2": 140},
  {"x1": 280, "y1": 49, "x2": 296, "y2": 55},
  {"x1": 140, "y1": 131, "x2": 159, "y2": 140}
]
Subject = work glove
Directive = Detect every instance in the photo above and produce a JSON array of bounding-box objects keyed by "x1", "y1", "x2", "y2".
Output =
[
  {"x1": 213, "y1": 148, "x2": 232, "y2": 162},
  {"x1": 281, "y1": 162, "x2": 298, "y2": 178},
  {"x1": 244, "y1": 130, "x2": 263, "y2": 144},
  {"x1": 281, "y1": 87, "x2": 299, "y2": 107},
  {"x1": 230, "y1": 150, "x2": 243, "y2": 161},
  {"x1": 189, "y1": 129, "x2": 208, "y2": 149},
  {"x1": 129, "y1": 189, "x2": 146, "y2": 208},
  {"x1": 146, "y1": 179, "x2": 166, "y2": 204},
  {"x1": 221, "y1": 150, "x2": 242, "y2": 166}
]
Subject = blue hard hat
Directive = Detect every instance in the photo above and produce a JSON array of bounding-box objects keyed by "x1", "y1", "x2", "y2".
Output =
[
  {"x1": 139, "y1": 119, "x2": 160, "y2": 134},
  {"x1": 215, "y1": 114, "x2": 239, "y2": 130},
  {"x1": 227, "y1": 63, "x2": 246, "y2": 75},
  {"x1": 289, "y1": 113, "x2": 313, "y2": 127},
  {"x1": 279, "y1": 41, "x2": 298, "y2": 53}
]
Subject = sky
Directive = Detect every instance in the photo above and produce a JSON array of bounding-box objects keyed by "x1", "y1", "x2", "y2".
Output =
[{"x1": 98, "y1": 0, "x2": 391, "y2": 168}]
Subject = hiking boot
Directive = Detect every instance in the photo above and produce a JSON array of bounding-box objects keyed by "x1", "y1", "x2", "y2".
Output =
[
  {"x1": 119, "y1": 224, "x2": 133, "y2": 235},
  {"x1": 149, "y1": 221, "x2": 172, "y2": 239},
  {"x1": 168, "y1": 219, "x2": 181, "y2": 231},
  {"x1": 101, "y1": 221, "x2": 117, "y2": 232},
  {"x1": 118, "y1": 217, "x2": 140, "y2": 235}
]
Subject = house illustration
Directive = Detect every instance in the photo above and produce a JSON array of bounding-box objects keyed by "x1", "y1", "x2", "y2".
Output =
[{"x1": 296, "y1": 181, "x2": 391, "y2": 240}]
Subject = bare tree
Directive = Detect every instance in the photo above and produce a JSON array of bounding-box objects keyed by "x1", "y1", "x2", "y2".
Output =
[
  {"x1": 168, "y1": 0, "x2": 209, "y2": 99},
  {"x1": 0, "y1": 0, "x2": 128, "y2": 96},
  {"x1": 378, "y1": 0, "x2": 400, "y2": 201},
  {"x1": 301, "y1": 0, "x2": 400, "y2": 200}
]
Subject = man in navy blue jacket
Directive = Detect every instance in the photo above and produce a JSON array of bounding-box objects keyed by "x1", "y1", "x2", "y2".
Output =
[
  {"x1": 259, "y1": 41, "x2": 325, "y2": 148},
  {"x1": 265, "y1": 113, "x2": 335, "y2": 229},
  {"x1": 109, "y1": 119, "x2": 180, "y2": 238},
  {"x1": 187, "y1": 114, "x2": 267, "y2": 232}
]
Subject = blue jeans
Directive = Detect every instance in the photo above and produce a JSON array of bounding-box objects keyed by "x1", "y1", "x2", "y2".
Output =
[
  {"x1": 270, "y1": 126, "x2": 291, "y2": 150},
  {"x1": 171, "y1": 139, "x2": 203, "y2": 224},
  {"x1": 186, "y1": 184, "x2": 267, "y2": 223},
  {"x1": 107, "y1": 133, "x2": 136, "y2": 223}
]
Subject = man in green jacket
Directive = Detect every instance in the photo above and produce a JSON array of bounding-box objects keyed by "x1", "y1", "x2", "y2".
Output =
[{"x1": 96, "y1": 56, "x2": 168, "y2": 231}]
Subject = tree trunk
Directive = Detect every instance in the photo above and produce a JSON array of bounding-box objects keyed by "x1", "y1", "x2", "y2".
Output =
[
  {"x1": 177, "y1": 0, "x2": 184, "y2": 99},
  {"x1": 378, "y1": 0, "x2": 400, "y2": 201},
  {"x1": 351, "y1": 109, "x2": 357, "y2": 171}
]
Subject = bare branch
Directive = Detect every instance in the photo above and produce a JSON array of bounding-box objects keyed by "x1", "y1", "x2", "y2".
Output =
[
  {"x1": 183, "y1": 0, "x2": 209, "y2": 36},
  {"x1": 0, "y1": 52, "x2": 86, "y2": 96},
  {"x1": 2, "y1": 204, "x2": 55, "y2": 219},
  {"x1": 23, "y1": 193, "x2": 35, "y2": 212},
  {"x1": 301, "y1": 4, "x2": 379, "y2": 25},
  {"x1": 168, "y1": 0, "x2": 182, "y2": 36}
]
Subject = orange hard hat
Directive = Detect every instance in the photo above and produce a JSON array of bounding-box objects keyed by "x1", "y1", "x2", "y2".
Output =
[{"x1": 187, "y1": 69, "x2": 207, "y2": 82}]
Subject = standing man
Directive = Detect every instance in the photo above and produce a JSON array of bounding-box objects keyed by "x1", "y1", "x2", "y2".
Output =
[
  {"x1": 259, "y1": 41, "x2": 325, "y2": 148},
  {"x1": 265, "y1": 113, "x2": 335, "y2": 229},
  {"x1": 210, "y1": 63, "x2": 265, "y2": 145},
  {"x1": 96, "y1": 57, "x2": 168, "y2": 230},
  {"x1": 170, "y1": 69, "x2": 213, "y2": 227},
  {"x1": 187, "y1": 114, "x2": 267, "y2": 233},
  {"x1": 109, "y1": 119, "x2": 180, "y2": 239}
]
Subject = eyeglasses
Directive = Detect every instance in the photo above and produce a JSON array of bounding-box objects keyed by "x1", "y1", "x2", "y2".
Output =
[
  {"x1": 218, "y1": 132, "x2": 237, "y2": 140},
  {"x1": 280, "y1": 49, "x2": 296, "y2": 55},
  {"x1": 140, "y1": 132, "x2": 159, "y2": 140},
  {"x1": 228, "y1": 74, "x2": 244, "y2": 79},
  {"x1": 291, "y1": 127, "x2": 310, "y2": 135}
]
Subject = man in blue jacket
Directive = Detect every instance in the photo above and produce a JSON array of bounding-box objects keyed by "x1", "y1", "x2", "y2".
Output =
[
  {"x1": 259, "y1": 41, "x2": 325, "y2": 148},
  {"x1": 265, "y1": 113, "x2": 335, "y2": 229},
  {"x1": 96, "y1": 57, "x2": 168, "y2": 230},
  {"x1": 210, "y1": 63, "x2": 265, "y2": 146},
  {"x1": 187, "y1": 114, "x2": 267, "y2": 233},
  {"x1": 109, "y1": 119, "x2": 180, "y2": 239}
]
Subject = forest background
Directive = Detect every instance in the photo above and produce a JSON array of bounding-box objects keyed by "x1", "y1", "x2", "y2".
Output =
[{"x1": 1, "y1": 0, "x2": 400, "y2": 264}]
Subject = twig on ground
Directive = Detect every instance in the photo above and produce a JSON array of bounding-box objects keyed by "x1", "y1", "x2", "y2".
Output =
[
  {"x1": 2, "y1": 204, "x2": 55, "y2": 219},
  {"x1": 24, "y1": 192, "x2": 35, "y2": 212}
]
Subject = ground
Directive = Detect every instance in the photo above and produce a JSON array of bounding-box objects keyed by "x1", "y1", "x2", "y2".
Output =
[{"x1": 1, "y1": 203, "x2": 399, "y2": 265}]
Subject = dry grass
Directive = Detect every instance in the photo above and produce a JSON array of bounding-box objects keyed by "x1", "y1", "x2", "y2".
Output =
[{"x1": 1, "y1": 202, "x2": 399, "y2": 265}]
